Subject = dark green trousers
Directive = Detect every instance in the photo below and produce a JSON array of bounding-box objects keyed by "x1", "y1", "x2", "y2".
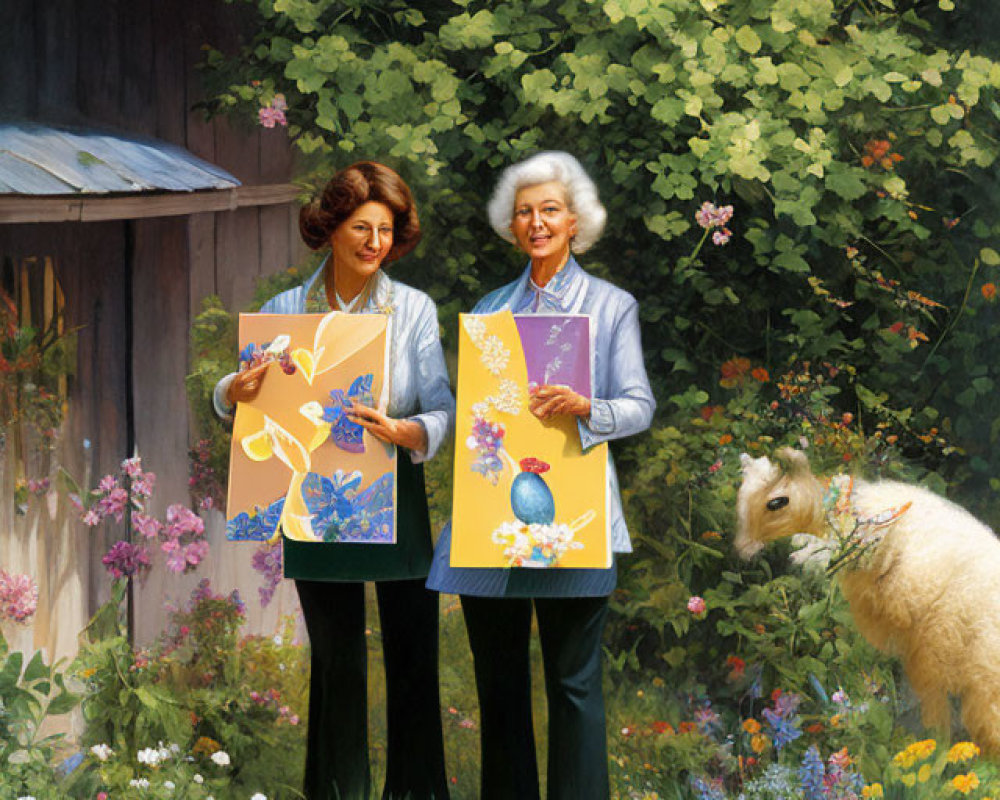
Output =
[
  {"x1": 296, "y1": 578, "x2": 449, "y2": 800},
  {"x1": 461, "y1": 595, "x2": 611, "y2": 800}
]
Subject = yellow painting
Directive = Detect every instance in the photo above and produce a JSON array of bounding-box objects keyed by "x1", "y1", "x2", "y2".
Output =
[
  {"x1": 450, "y1": 311, "x2": 609, "y2": 569},
  {"x1": 225, "y1": 312, "x2": 396, "y2": 544}
]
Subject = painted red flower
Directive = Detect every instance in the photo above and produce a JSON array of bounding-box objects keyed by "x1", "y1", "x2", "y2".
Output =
[{"x1": 519, "y1": 457, "x2": 550, "y2": 474}]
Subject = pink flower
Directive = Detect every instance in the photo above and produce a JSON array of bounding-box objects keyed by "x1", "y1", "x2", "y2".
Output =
[
  {"x1": 712, "y1": 227, "x2": 732, "y2": 246},
  {"x1": 708, "y1": 459, "x2": 723, "y2": 474},
  {"x1": 132, "y1": 511, "x2": 162, "y2": 539},
  {"x1": 0, "y1": 569, "x2": 39, "y2": 623},
  {"x1": 259, "y1": 105, "x2": 288, "y2": 128},
  {"x1": 687, "y1": 596, "x2": 707, "y2": 615},
  {"x1": 695, "y1": 201, "x2": 734, "y2": 230},
  {"x1": 97, "y1": 475, "x2": 118, "y2": 493},
  {"x1": 165, "y1": 504, "x2": 204, "y2": 537},
  {"x1": 131, "y1": 473, "x2": 156, "y2": 498},
  {"x1": 120, "y1": 456, "x2": 144, "y2": 479},
  {"x1": 83, "y1": 507, "x2": 102, "y2": 527},
  {"x1": 98, "y1": 487, "x2": 129, "y2": 522}
]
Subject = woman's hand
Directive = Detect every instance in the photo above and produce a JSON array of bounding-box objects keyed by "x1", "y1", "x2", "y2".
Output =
[
  {"x1": 348, "y1": 404, "x2": 428, "y2": 452},
  {"x1": 528, "y1": 384, "x2": 591, "y2": 420},
  {"x1": 226, "y1": 363, "x2": 270, "y2": 406}
]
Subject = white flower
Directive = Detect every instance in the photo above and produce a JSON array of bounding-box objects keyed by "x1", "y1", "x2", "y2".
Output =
[
  {"x1": 129, "y1": 778, "x2": 151, "y2": 789},
  {"x1": 273, "y1": 634, "x2": 283, "y2": 646},
  {"x1": 17, "y1": 796, "x2": 37, "y2": 800},
  {"x1": 193, "y1": 774, "x2": 204, "y2": 784},
  {"x1": 211, "y1": 750, "x2": 231, "y2": 766},
  {"x1": 137, "y1": 747, "x2": 161, "y2": 765},
  {"x1": 265, "y1": 334, "x2": 290, "y2": 354},
  {"x1": 250, "y1": 794, "x2": 268, "y2": 800},
  {"x1": 90, "y1": 743, "x2": 114, "y2": 762},
  {"x1": 163, "y1": 781, "x2": 175, "y2": 791}
]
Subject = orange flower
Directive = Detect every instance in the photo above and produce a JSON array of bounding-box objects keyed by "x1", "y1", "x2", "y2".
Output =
[
  {"x1": 719, "y1": 433, "x2": 734, "y2": 446},
  {"x1": 650, "y1": 721, "x2": 674, "y2": 735},
  {"x1": 720, "y1": 357, "x2": 751, "y2": 388},
  {"x1": 805, "y1": 723, "x2": 824, "y2": 734},
  {"x1": 742, "y1": 718, "x2": 762, "y2": 734},
  {"x1": 678, "y1": 721, "x2": 697, "y2": 734},
  {"x1": 751, "y1": 367, "x2": 769, "y2": 382},
  {"x1": 982, "y1": 283, "x2": 997, "y2": 301}
]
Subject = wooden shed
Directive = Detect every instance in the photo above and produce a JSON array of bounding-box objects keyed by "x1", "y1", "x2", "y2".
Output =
[{"x1": 0, "y1": 0, "x2": 306, "y2": 656}]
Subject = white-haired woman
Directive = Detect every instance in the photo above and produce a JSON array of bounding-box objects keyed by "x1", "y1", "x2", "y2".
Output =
[{"x1": 427, "y1": 151, "x2": 655, "y2": 800}]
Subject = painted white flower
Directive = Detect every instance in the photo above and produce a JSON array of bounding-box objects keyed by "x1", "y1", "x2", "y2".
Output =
[
  {"x1": 250, "y1": 794, "x2": 268, "y2": 800},
  {"x1": 481, "y1": 335, "x2": 510, "y2": 375},
  {"x1": 163, "y1": 781, "x2": 175, "y2": 791},
  {"x1": 265, "y1": 334, "x2": 290, "y2": 354},
  {"x1": 193, "y1": 774, "x2": 204, "y2": 784},
  {"x1": 90, "y1": 743, "x2": 113, "y2": 761},
  {"x1": 17, "y1": 795, "x2": 37, "y2": 800},
  {"x1": 137, "y1": 747, "x2": 161, "y2": 765},
  {"x1": 211, "y1": 750, "x2": 231, "y2": 766},
  {"x1": 129, "y1": 778, "x2": 151, "y2": 789}
]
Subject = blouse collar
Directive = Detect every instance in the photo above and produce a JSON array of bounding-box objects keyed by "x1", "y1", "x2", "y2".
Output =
[
  {"x1": 509, "y1": 255, "x2": 588, "y2": 314},
  {"x1": 302, "y1": 256, "x2": 393, "y2": 314}
]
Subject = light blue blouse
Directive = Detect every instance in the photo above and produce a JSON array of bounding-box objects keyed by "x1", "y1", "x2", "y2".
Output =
[
  {"x1": 426, "y1": 257, "x2": 655, "y2": 598},
  {"x1": 213, "y1": 263, "x2": 455, "y2": 465}
]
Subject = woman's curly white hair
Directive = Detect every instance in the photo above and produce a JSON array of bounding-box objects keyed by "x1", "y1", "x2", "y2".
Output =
[{"x1": 487, "y1": 151, "x2": 607, "y2": 254}]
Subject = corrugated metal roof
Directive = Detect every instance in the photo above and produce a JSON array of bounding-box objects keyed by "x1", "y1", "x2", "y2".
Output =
[{"x1": 0, "y1": 122, "x2": 241, "y2": 195}]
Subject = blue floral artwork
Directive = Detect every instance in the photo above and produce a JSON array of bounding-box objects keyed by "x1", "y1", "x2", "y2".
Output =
[
  {"x1": 322, "y1": 374, "x2": 375, "y2": 454},
  {"x1": 301, "y1": 469, "x2": 395, "y2": 543},
  {"x1": 226, "y1": 495, "x2": 286, "y2": 541}
]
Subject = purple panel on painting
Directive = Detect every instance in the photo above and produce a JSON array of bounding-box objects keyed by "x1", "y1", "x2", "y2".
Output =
[{"x1": 514, "y1": 315, "x2": 591, "y2": 396}]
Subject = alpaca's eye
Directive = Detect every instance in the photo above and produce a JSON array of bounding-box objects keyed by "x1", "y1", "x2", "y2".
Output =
[{"x1": 766, "y1": 496, "x2": 789, "y2": 511}]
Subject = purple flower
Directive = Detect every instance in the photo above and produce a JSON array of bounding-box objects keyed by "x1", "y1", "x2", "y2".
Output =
[
  {"x1": 165, "y1": 504, "x2": 204, "y2": 537},
  {"x1": 252, "y1": 540, "x2": 283, "y2": 608},
  {"x1": 131, "y1": 473, "x2": 156, "y2": 499},
  {"x1": 0, "y1": 569, "x2": 39, "y2": 623},
  {"x1": 83, "y1": 508, "x2": 102, "y2": 527},
  {"x1": 120, "y1": 456, "x2": 144, "y2": 479},
  {"x1": 97, "y1": 475, "x2": 118, "y2": 493},
  {"x1": 763, "y1": 692, "x2": 802, "y2": 750},
  {"x1": 101, "y1": 541, "x2": 151, "y2": 580}
]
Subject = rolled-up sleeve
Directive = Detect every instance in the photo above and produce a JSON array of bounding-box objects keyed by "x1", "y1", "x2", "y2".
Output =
[
  {"x1": 406, "y1": 297, "x2": 456, "y2": 464},
  {"x1": 578, "y1": 296, "x2": 655, "y2": 450}
]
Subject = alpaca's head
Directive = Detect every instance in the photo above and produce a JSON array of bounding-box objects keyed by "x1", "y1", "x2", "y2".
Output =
[{"x1": 735, "y1": 448, "x2": 826, "y2": 558}]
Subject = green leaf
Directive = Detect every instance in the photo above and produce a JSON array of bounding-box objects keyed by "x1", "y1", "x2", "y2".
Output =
[
  {"x1": 23, "y1": 651, "x2": 47, "y2": 683},
  {"x1": 981, "y1": 248, "x2": 1000, "y2": 266},
  {"x1": 735, "y1": 26, "x2": 762, "y2": 55}
]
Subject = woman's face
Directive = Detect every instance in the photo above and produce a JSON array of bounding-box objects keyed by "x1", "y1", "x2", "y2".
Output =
[
  {"x1": 509, "y1": 181, "x2": 578, "y2": 264},
  {"x1": 330, "y1": 201, "x2": 395, "y2": 279}
]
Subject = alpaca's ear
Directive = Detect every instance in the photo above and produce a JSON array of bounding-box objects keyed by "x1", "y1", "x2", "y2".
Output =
[
  {"x1": 777, "y1": 447, "x2": 812, "y2": 477},
  {"x1": 739, "y1": 453, "x2": 753, "y2": 472}
]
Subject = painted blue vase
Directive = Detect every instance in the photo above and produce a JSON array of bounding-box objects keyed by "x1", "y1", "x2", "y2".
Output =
[{"x1": 510, "y1": 458, "x2": 555, "y2": 525}]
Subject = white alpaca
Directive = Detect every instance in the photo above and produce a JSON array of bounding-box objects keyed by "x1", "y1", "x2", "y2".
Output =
[{"x1": 735, "y1": 447, "x2": 1000, "y2": 752}]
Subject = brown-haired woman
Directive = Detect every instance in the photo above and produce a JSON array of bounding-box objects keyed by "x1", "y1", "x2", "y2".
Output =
[{"x1": 215, "y1": 161, "x2": 454, "y2": 800}]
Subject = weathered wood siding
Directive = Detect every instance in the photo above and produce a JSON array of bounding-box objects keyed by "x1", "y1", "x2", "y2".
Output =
[{"x1": 0, "y1": 0, "x2": 307, "y2": 649}]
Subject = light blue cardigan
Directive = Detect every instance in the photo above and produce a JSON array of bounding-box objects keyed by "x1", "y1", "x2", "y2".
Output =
[{"x1": 426, "y1": 257, "x2": 655, "y2": 598}]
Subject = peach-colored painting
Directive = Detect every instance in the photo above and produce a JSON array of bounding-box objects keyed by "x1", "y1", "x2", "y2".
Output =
[{"x1": 225, "y1": 312, "x2": 396, "y2": 544}]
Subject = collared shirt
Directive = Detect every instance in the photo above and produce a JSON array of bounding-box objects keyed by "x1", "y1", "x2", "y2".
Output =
[
  {"x1": 426, "y1": 256, "x2": 655, "y2": 598},
  {"x1": 214, "y1": 260, "x2": 455, "y2": 464}
]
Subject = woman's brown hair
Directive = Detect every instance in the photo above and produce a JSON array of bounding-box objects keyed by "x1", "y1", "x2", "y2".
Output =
[{"x1": 299, "y1": 161, "x2": 421, "y2": 263}]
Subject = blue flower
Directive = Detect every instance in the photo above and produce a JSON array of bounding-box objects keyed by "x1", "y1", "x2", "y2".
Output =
[
  {"x1": 239, "y1": 342, "x2": 256, "y2": 364},
  {"x1": 798, "y1": 746, "x2": 825, "y2": 800}
]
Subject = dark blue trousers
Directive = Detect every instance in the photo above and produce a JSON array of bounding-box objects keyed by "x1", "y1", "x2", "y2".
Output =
[
  {"x1": 461, "y1": 595, "x2": 611, "y2": 800},
  {"x1": 296, "y1": 578, "x2": 449, "y2": 800}
]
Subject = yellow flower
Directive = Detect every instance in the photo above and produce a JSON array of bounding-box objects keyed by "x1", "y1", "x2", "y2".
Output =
[
  {"x1": 830, "y1": 713, "x2": 843, "y2": 728},
  {"x1": 742, "y1": 718, "x2": 761, "y2": 734},
  {"x1": 862, "y1": 784, "x2": 884, "y2": 799},
  {"x1": 912, "y1": 739, "x2": 937, "y2": 760},
  {"x1": 947, "y1": 742, "x2": 981, "y2": 763},
  {"x1": 952, "y1": 773, "x2": 980, "y2": 794},
  {"x1": 917, "y1": 764, "x2": 932, "y2": 783},
  {"x1": 901, "y1": 773, "x2": 916, "y2": 787},
  {"x1": 750, "y1": 733, "x2": 769, "y2": 754}
]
